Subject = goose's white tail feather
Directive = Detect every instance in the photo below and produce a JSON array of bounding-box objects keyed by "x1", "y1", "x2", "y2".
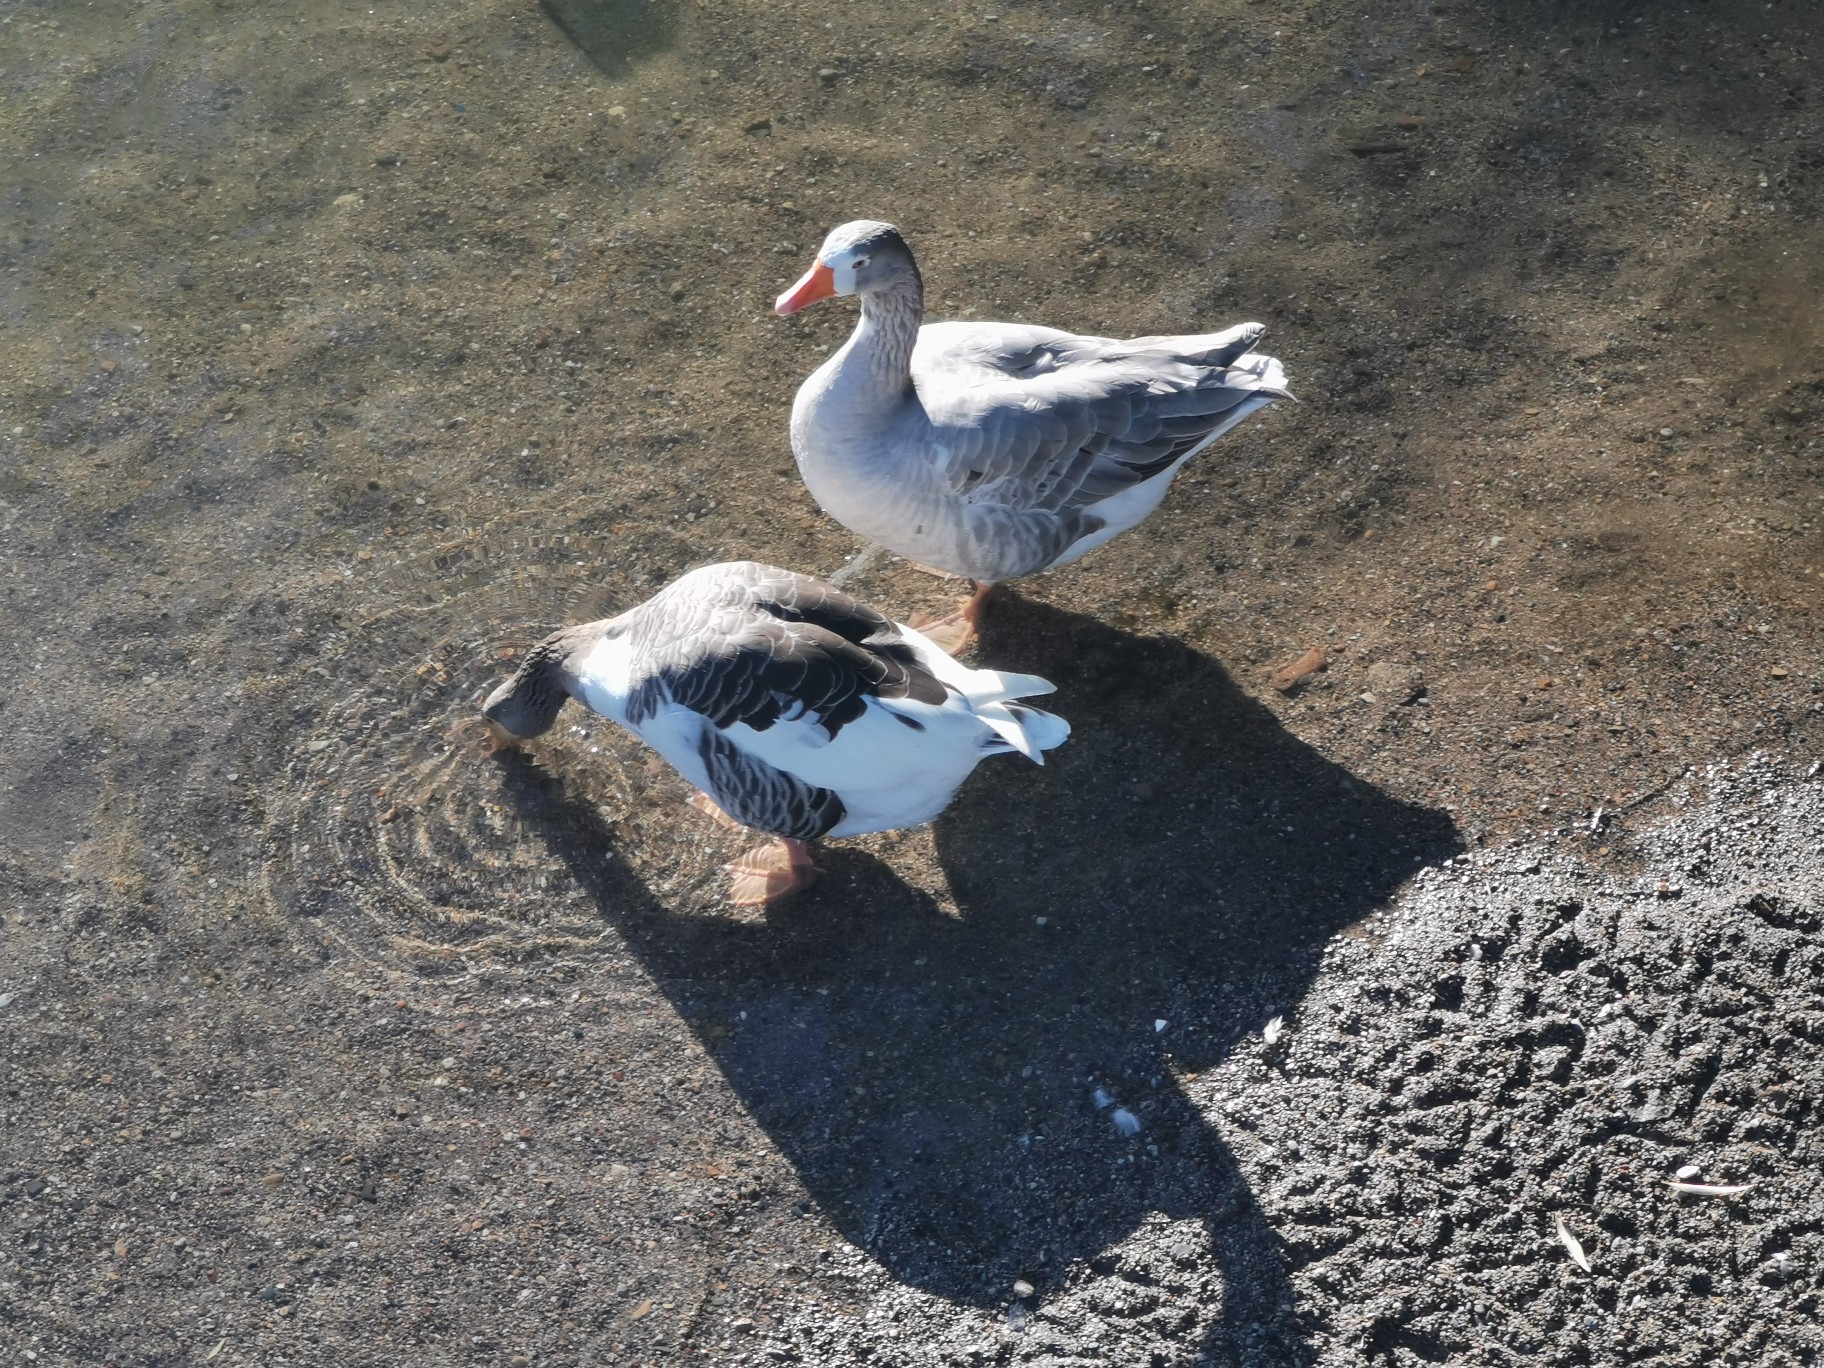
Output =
[
  {"x1": 974, "y1": 700, "x2": 1070, "y2": 764},
  {"x1": 1245, "y1": 353, "x2": 1291, "y2": 397},
  {"x1": 1006, "y1": 701, "x2": 1070, "y2": 759},
  {"x1": 959, "y1": 666, "x2": 1065, "y2": 761},
  {"x1": 897, "y1": 623, "x2": 1067, "y2": 762},
  {"x1": 963, "y1": 668, "x2": 1056, "y2": 705}
]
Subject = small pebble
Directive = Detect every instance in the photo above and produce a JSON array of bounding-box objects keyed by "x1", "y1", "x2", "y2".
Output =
[
  {"x1": 1676, "y1": 1164, "x2": 1702, "y2": 1180},
  {"x1": 1012, "y1": 1279, "x2": 1035, "y2": 1298}
]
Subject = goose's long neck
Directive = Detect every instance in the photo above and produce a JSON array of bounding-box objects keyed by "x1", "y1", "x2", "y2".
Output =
[{"x1": 829, "y1": 278, "x2": 923, "y2": 421}]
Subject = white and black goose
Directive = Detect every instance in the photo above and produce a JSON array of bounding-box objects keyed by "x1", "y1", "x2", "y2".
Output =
[
  {"x1": 776, "y1": 219, "x2": 1291, "y2": 651},
  {"x1": 482, "y1": 561, "x2": 1069, "y2": 906}
]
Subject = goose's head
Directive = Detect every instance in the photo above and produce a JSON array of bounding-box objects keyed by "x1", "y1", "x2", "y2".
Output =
[
  {"x1": 775, "y1": 219, "x2": 919, "y2": 315},
  {"x1": 481, "y1": 630, "x2": 582, "y2": 740}
]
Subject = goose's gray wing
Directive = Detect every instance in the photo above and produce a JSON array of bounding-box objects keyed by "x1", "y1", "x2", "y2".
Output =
[
  {"x1": 693, "y1": 723, "x2": 843, "y2": 841},
  {"x1": 623, "y1": 562, "x2": 948, "y2": 741},
  {"x1": 914, "y1": 320, "x2": 1287, "y2": 513}
]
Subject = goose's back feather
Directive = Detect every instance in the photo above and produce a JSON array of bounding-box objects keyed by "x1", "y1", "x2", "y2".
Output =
[
  {"x1": 913, "y1": 319, "x2": 1289, "y2": 519},
  {"x1": 619, "y1": 562, "x2": 946, "y2": 742}
]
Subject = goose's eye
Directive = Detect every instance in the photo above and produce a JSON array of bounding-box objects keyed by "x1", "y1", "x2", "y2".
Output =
[{"x1": 851, "y1": 255, "x2": 871, "y2": 270}]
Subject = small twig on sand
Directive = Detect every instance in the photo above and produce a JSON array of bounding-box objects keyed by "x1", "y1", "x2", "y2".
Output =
[{"x1": 1616, "y1": 769, "x2": 1686, "y2": 814}]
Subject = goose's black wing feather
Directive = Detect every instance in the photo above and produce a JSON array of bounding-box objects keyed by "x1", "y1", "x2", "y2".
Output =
[
  {"x1": 694, "y1": 724, "x2": 845, "y2": 840},
  {"x1": 624, "y1": 562, "x2": 947, "y2": 740}
]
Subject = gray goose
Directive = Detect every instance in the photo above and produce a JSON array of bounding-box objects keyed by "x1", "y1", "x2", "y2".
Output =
[
  {"x1": 776, "y1": 219, "x2": 1291, "y2": 651},
  {"x1": 483, "y1": 561, "x2": 1068, "y2": 906}
]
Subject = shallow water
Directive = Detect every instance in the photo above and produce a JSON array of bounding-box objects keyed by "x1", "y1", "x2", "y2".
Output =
[{"x1": 4, "y1": 0, "x2": 1822, "y2": 1362}]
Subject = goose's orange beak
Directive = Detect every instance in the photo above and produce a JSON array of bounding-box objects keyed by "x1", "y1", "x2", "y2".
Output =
[{"x1": 775, "y1": 261, "x2": 836, "y2": 316}]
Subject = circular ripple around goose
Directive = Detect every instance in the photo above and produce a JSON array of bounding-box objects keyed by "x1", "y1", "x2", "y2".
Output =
[{"x1": 257, "y1": 532, "x2": 707, "y2": 972}]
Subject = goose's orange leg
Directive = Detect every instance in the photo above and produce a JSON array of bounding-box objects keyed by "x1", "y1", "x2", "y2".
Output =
[
  {"x1": 688, "y1": 791, "x2": 744, "y2": 829},
  {"x1": 726, "y1": 838, "x2": 822, "y2": 907},
  {"x1": 690, "y1": 794, "x2": 822, "y2": 905},
  {"x1": 909, "y1": 582, "x2": 993, "y2": 656}
]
